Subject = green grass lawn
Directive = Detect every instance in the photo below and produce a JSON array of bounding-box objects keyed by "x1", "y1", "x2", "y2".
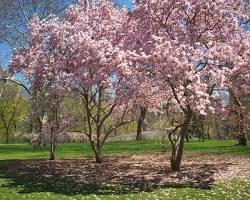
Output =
[
  {"x1": 0, "y1": 139, "x2": 250, "y2": 199},
  {"x1": 0, "y1": 139, "x2": 249, "y2": 160}
]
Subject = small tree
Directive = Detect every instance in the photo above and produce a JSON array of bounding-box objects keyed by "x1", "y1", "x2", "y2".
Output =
[{"x1": 31, "y1": 87, "x2": 73, "y2": 160}]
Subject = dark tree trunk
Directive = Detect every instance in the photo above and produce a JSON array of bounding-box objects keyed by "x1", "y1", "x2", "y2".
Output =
[
  {"x1": 198, "y1": 133, "x2": 201, "y2": 142},
  {"x1": 170, "y1": 112, "x2": 192, "y2": 171},
  {"x1": 49, "y1": 125, "x2": 56, "y2": 160},
  {"x1": 90, "y1": 140, "x2": 103, "y2": 163},
  {"x1": 238, "y1": 133, "x2": 248, "y2": 146},
  {"x1": 95, "y1": 148, "x2": 103, "y2": 163},
  {"x1": 202, "y1": 122, "x2": 205, "y2": 142},
  {"x1": 237, "y1": 118, "x2": 248, "y2": 146},
  {"x1": 83, "y1": 116, "x2": 87, "y2": 135},
  {"x1": 226, "y1": 126, "x2": 230, "y2": 140},
  {"x1": 6, "y1": 129, "x2": 9, "y2": 144},
  {"x1": 215, "y1": 120, "x2": 222, "y2": 140},
  {"x1": 136, "y1": 107, "x2": 146, "y2": 141},
  {"x1": 185, "y1": 133, "x2": 189, "y2": 142},
  {"x1": 49, "y1": 141, "x2": 55, "y2": 160},
  {"x1": 207, "y1": 125, "x2": 211, "y2": 140},
  {"x1": 50, "y1": 151, "x2": 55, "y2": 160}
]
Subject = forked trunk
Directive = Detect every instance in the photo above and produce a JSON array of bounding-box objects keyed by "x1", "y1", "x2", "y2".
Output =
[
  {"x1": 50, "y1": 151, "x2": 55, "y2": 160},
  {"x1": 49, "y1": 143, "x2": 56, "y2": 160},
  {"x1": 90, "y1": 140, "x2": 103, "y2": 163},
  {"x1": 170, "y1": 113, "x2": 192, "y2": 171},
  {"x1": 95, "y1": 147, "x2": 103, "y2": 163},
  {"x1": 95, "y1": 151, "x2": 103, "y2": 163},
  {"x1": 49, "y1": 142, "x2": 55, "y2": 160}
]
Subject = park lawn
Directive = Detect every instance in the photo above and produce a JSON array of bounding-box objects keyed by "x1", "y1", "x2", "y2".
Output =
[
  {"x1": 0, "y1": 139, "x2": 249, "y2": 160},
  {"x1": 0, "y1": 140, "x2": 250, "y2": 199}
]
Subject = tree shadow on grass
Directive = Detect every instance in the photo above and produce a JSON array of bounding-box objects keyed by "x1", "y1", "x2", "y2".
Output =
[{"x1": 0, "y1": 154, "x2": 230, "y2": 196}]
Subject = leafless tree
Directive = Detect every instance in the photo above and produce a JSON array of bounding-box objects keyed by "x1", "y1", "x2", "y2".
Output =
[{"x1": 0, "y1": 0, "x2": 75, "y2": 48}]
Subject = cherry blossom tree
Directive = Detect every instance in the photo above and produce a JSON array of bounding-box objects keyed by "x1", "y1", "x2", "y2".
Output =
[
  {"x1": 128, "y1": 0, "x2": 250, "y2": 171},
  {"x1": 11, "y1": 45, "x2": 74, "y2": 159},
  {"x1": 9, "y1": 7, "x2": 75, "y2": 160},
  {"x1": 31, "y1": 85, "x2": 73, "y2": 160},
  {"x1": 10, "y1": 0, "x2": 134, "y2": 163},
  {"x1": 9, "y1": 0, "x2": 249, "y2": 169}
]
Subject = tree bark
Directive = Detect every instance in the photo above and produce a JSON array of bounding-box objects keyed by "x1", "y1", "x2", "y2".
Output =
[
  {"x1": 238, "y1": 133, "x2": 248, "y2": 146},
  {"x1": 95, "y1": 147, "x2": 103, "y2": 163},
  {"x1": 6, "y1": 128, "x2": 9, "y2": 144},
  {"x1": 89, "y1": 139, "x2": 103, "y2": 163},
  {"x1": 49, "y1": 135, "x2": 56, "y2": 160},
  {"x1": 185, "y1": 133, "x2": 189, "y2": 142},
  {"x1": 201, "y1": 122, "x2": 205, "y2": 142},
  {"x1": 136, "y1": 107, "x2": 146, "y2": 141},
  {"x1": 49, "y1": 138, "x2": 56, "y2": 160},
  {"x1": 170, "y1": 112, "x2": 192, "y2": 171},
  {"x1": 49, "y1": 150, "x2": 55, "y2": 160},
  {"x1": 207, "y1": 125, "x2": 211, "y2": 140},
  {"x1": 215, "y1": 120, "x2": 222, "y2": 140},
  {"x1": 225, "y1": 125, "x2": 230, "y2": 140}
]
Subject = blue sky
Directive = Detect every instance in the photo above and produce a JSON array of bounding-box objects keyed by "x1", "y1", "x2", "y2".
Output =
[
  {"x1": 0, "y1": 44, "x2": 12, "y2": 69},
  {"x1": 116, "y1": 0, "x2": 132, "y2": 9},
  {"x1": 0, "y1": 0, "x2": 132, "y2": 69}
]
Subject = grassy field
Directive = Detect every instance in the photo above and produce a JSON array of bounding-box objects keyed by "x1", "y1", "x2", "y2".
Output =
[
  {"x1": 0, "y1": 139, "x2": 250, "y2": 199},
  {"x1": 0, "y1": 139, "x2": 249, "y2": 160}
]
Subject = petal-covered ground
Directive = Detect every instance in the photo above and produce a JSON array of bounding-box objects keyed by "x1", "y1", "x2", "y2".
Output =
[{"x1": 0, "y1": 153, "x2": 249, "y2": 196}]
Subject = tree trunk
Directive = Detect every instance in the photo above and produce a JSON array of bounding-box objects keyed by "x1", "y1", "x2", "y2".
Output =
[
  {"x1": 89, "y1": 140, "x2": 103, "y2": 163},
  {"x1": 49, "y1": 141, "x2": 55, "y2": 160},
  {"x1": 95, "y1": 144, "x2": 103, "y2": 163},
  {"x1": 136, "y1": 107, "x2": 146, "y2": 141},
  {"x1": 95, "y1": 150, "x2": 103, "y2": 163},
  {"x1": 226, "y1": 126, "x2": 230, "y2": 140},
  {"x1": 207, "y1": 125, "x2": 211, "y2": 140},
  {"x1": 237, "y1": 118, "x2": 248, "y2": 146},
  {"x1": 6, "y1": 128, "x2": 9, "y2": 144},
  {"x1": 185, "y1": 133, "x2": 189, "y2": 142},
  {"x1": 49, "y1": 129, "x2": 56, "y2": 160},
  {"x1": 215, "y1": 120, "x2": 222, "y2": 140},
  {"x1": 201, "y1": 122, "x2": 205, "y2": 142},
  {"x1": 238, "y1": 132, "x2": 248, "y2": 146},
  {"x1": 50, "y1": 150, "x2": 55, "y2": 160},
  {"x1": 170, "y1": 113, "x2": 192, "y2": 171}
]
